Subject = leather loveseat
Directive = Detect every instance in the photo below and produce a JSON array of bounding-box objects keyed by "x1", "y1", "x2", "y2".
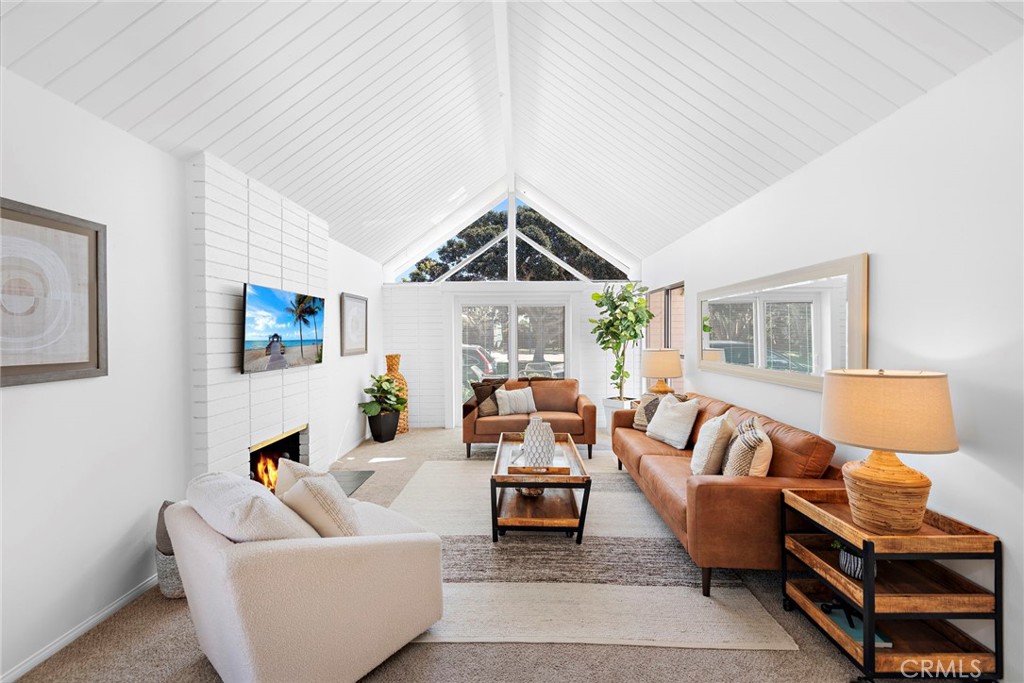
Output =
[
  {"x1": 463, "y1": 378, "x2": 597, "y2": 458},
  {"x1": 611, "y1": 392, "x2": 845, "y2": 596}
]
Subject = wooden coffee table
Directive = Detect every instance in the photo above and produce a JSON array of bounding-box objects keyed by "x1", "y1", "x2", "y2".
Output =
[{"x1": 490, "y1": 431, "x2": 592, "y2": 544}]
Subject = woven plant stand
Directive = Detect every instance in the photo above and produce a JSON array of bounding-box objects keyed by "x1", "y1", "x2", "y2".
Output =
[{"x1": 156, "y1": 550, "x2": 185, "y2": 599}]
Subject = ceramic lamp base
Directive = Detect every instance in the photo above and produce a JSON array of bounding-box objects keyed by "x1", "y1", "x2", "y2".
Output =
[
  {"x1": 842, "y1": 450, "x2": 932, "y2": 535},
  {"x1": 648, "y1": 380, "x2": 674, "y2": 394}
]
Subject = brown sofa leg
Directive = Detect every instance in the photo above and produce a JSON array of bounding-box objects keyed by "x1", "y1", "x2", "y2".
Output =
[
  {"x1": 587, "y1": 445, "x2": 593, "y2": 459},
  {"x1": 466, "y1": 444, "x2": 471, "y2": 458},
  {"x1": 701, "y1": 568, "x2": 712, "y2": 597}
]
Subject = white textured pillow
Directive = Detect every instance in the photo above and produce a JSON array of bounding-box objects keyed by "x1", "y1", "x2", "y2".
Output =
[
  {"x1": 645, "y1": 395, "x2": 700, "y2": 449},
  {"x1": 186, "y1": 472, "x2": 318, "y2": 542},
  {"x1": 275, "y1": 458, "x2": 318, "y2": 499},
  {"x1": 281, "y1": 476, "x2": 362, "y2": 537},
  {"x1": 495, "y1": 387, "x2": 537, "y2": 415},
  {"x1": 690, "y1": 413, "x2": 736, "y2": 476},
  {"x1": 723, "y1": 414, "x2": 773, "y2": 477}
]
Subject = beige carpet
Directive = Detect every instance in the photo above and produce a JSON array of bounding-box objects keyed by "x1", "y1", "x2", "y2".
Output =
[
  {"x1": 393, "y1": 460, "x2": 795, "y2": 650},
  {"x1": 20, "y1": 429, "x2": 859, "y2": 683}
]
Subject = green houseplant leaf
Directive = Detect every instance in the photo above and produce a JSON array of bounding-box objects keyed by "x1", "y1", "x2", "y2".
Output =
[
  {"x1": 358, "y1": 374, "x2": 408, "y2": 416},
  {"x1": 588, "y1": 283, "x2": 655, "y2": 400}
]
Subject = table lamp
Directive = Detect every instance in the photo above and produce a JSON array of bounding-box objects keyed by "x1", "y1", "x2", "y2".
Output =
[
  {"x1": 820, "y1": 369, "x2": 958, "y2": 535},
  {"x1": 641, "y1": 349, "x2": 682, "y2": 394}
]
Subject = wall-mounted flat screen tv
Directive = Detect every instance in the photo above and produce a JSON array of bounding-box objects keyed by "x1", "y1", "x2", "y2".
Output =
[{"x1": 242, "y1": 284, "x2": 325, "y2": 374}]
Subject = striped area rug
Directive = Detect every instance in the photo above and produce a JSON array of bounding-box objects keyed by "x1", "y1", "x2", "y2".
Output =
[{"x1": 390, "y1": 459, "x2": 797, "y2": 651}]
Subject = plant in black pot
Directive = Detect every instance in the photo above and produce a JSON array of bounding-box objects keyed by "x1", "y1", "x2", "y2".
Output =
[{"x1": 359, "y1": 374, "x2": 408, "y2": 443}]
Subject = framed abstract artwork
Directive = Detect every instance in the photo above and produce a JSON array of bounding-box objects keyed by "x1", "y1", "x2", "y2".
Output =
[
  {"x1": 340, "y1": 292, "x2": 368, "y2": 356},
  {"x1": 1, "y1": 198, "x2": 107, "y2": 386}
]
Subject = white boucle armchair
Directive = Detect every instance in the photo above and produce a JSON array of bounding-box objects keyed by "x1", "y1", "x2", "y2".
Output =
[{"x1": 166, "y1": 500, "x2": 443, "y2": 683}]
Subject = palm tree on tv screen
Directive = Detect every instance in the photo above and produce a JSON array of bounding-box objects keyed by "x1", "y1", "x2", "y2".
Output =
[
  {"x1": 305, "y1": 297, "x2": 323, "y2": 355},
  {"x1": 286, "y1": 294, "x2": 311, "y2": 358}
]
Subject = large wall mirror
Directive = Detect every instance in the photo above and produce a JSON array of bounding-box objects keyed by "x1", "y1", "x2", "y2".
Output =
[{"x1": 698, "y1": 254, "x2": 868, "y2": 391}]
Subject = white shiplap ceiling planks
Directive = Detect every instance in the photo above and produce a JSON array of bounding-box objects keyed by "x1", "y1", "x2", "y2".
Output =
[
  {"x1": 509, "y1": 1, "x2": 1021, "y2": 259},
  {"x1": 1, "y1": 1, "x2": 1021, "y2": 266}
]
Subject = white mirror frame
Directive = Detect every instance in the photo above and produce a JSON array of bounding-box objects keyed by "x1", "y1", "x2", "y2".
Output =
[{"x1": 697, "y1": 253, "x2": 868, "y2": 392}]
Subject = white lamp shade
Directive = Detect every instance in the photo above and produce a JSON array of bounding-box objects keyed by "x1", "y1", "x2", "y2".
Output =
[
  {"x1": 641, "y1": 349, "x2": 682, "y2": 379},
  {"x1": 820, "y1": 369, "x2": 959, "y2": 454}
]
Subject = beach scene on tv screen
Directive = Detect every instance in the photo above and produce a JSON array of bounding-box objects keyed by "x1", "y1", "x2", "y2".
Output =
[{"x1": 243, "y1": 284, "x2": 325, "y2": 373}]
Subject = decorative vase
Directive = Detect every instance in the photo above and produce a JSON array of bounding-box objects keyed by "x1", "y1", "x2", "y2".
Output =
[
  {"x1": 521, "y1": 415, "x2": 556, "y2": 467},
  {"x1": 385, "y1": 354, "x2": 409, "y2": 435},
  {"x1": 838, "y1": 547, "x2": 875, "y2": 581}
]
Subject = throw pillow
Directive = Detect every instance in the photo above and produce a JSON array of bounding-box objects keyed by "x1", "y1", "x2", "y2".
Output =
[
  {"x1": 690, "y1": 412, "x2": 736, "y2": 476},
  {"x1": 186, "y1": 472, "x2": 318, "y2": 543},
  {"x1": 495, "y1": 386, "x2": 537, "y2": 415},
  {"x1": 723, "y1": 414, "x2": 774, "y2": 477},
  {"x1": 275, "y1": 458, "x2": 320, "y2": 499},
  {"x1": 645, "y1": 395, "x2": 700, "y2": 449},
  {"x1": 281, "y1": 476, "x2": 362, "y2": 537},
  {"x1": 472, "y1": 380, "x2": 505, "y2": 417},
  {"x1": 633, "y1": 392, "x2": 685, "y2": 431}
]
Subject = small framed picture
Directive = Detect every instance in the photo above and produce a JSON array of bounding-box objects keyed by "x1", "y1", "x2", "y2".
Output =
[
  {"x1": 340, "y1": 292, "x2": 368, "y2": 356},
  {"x1": 1, "y1": 198, "x2": 107, "y2": 386}
]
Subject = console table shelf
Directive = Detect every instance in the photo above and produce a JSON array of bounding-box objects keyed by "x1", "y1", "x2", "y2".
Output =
[{"x1": 782, "y1": 488, "x2": 1002, "y2": 681}]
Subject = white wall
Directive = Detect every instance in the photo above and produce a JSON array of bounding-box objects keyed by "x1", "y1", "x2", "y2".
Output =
[
  {"x1": 326, "y1": 240, "x2": 384, "y2": 458},
  {"x1": 644, "y1": 40, "x2": 1023, "y2": 681},
  {"x1": 383, "y1": 280, "x2": 642, "y2": 429},
  {"x1": 188, "y1": 155, "x2": 331, "y2": 476},
  {"x1": 0, "y1": 70, "x2": 191, "y2": 679}
]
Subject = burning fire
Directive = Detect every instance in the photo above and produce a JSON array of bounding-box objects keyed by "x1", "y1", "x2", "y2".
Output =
[{"x1": 255, "y1": 454, "x2": 279, "y2": 492}]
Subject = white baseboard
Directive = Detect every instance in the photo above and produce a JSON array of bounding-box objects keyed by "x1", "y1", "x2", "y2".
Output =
[{"x1": 1, "y1": 574, "x2": 158, "y2": 682}]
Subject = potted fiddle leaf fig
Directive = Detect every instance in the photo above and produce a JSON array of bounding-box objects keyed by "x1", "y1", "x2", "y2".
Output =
[
  {"x1": 589, "y1": 283, "x2": 654, "y2": 426},
  {"x1": 359, "y1": 374, "x2": 408, "y2": 443}
]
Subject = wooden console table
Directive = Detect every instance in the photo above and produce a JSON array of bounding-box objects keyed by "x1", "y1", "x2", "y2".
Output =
[{"x1": 782, "y1": 488, "x2": 1002, "y2": 681}]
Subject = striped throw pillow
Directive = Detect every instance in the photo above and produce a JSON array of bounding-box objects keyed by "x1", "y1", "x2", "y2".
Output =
[
  {"x1": 495, "y1": 387, "x2": 537, "y2": 415},
  {"x1": 723, "y1": 415, "x2": 773, "y2": 477}
]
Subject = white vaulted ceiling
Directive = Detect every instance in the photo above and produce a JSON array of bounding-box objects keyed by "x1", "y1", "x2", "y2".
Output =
[{"x1": 1, "y1": 1, "x2": 1021, "y2": 268}]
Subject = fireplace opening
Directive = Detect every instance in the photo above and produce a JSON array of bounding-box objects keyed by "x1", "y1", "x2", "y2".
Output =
[{"x1": 249, "y1": 425, "x2": 308, "y2": 492}]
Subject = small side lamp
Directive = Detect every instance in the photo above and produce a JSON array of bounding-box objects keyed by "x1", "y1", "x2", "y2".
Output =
[
  {"x1": 820, "y1": 369, "x2": 958, "y2": 535},
  {"x1": 641, "y1": 349, "x2": 682, "y2": 394}
]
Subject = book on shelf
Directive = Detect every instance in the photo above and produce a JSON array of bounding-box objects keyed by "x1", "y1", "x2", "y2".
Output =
[{"x1": 816, "y1": 602, "x2": 893, "y2": 648}]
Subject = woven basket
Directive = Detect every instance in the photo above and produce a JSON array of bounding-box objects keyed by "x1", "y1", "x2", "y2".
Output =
[{"x1": 156, "y1": 550, "x2": 185, "y2": 599}]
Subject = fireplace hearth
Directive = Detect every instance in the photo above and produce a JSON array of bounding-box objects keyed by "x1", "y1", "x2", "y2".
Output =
[{"x1": 249, "y1": 424, "x2": 309, "y2": 492}]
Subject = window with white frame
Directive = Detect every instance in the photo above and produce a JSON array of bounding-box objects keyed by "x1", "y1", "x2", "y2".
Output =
[
  {"x1": 399, "y1": 196, "x2": 626, "y2": 283},
  {"x1": 460, "y1": 302, "x2": 567, "y2": 400}
]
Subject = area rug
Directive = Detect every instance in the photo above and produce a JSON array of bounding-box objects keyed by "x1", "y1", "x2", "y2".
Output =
[{"x1": 389, "y1": 460, "x2": 798, "y2": 651}]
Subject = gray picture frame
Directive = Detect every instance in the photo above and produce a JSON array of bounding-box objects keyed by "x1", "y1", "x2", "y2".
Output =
[
  {"x1": 340, "y1": 292, "x2": 368, "y2": 356},
  {"x1": 1, "y1": 197, "x2": 108, "y2": 387}
]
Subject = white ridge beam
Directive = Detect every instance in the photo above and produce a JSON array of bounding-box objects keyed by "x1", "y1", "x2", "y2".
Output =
[{"x1": 493, "y1": 0, "x2": 517, "y2": 281}]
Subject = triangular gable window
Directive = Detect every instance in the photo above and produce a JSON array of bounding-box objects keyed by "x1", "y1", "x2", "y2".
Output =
[{"x1": 398, "y1": 198, "x2": 626, "y2": 283}]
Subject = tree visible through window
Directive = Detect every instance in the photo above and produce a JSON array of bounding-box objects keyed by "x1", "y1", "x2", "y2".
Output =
[{"x1": 402, "y1": 199, "x2": 626, "y2": 282}]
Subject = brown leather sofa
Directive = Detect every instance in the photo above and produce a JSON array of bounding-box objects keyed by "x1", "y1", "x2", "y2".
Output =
[
  {"x1": 463, "y1": 378, "x2": 597, "y2": 458},
  {"x1": 611, "y1": 392, "x2": 845, "y2": 596}
]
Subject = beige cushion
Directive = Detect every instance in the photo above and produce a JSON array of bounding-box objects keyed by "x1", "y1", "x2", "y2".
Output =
[
  {"x1": 633, "y1": 392, "x2": 685, "y2": 431},
  {"x1": 282, "y1": 476, "x2": 362, "y2": 537},
  {"x1": 645, "y1": 395, "x2": 700, "y2": 449},
  {"x1": 690, "y1": 412, "x2": 736, "y2": 476},
  {"x1": 723, "y1": 414, "x2": 774, "y2": 477},
  {"x1": 186, "y1": 472, "x2": 318, "y2": 543},
  {"x1": 275, "y1": 458, "x2": 318, "y2": 498},
  {"x1": 495, "y1": 387, "x2": 536, "y2": 415}
]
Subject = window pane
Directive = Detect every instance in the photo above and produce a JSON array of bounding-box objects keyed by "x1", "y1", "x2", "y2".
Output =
[
  {"x1": 647, "y1": 291, "x2": 665, "y2": 350},
  {"x1": 461, "y1": 306, "x2": 510, "y2": 400},
  {"x1": 517, "y1": 306, "x2": 565, "y2": 379},
  {"x1": 448, "y1": 238, "x2": 508, "y2": 281},
  {"x1": 667, "y1": 286, "x2": 685, "y2": 350},
  {"x1": 401, "y1": 202, "x2": 507, "y2": 282},
  {"x1": 516, "y1": 202, "x2": 627, "y2": 280},
  {"x1": 707, "y1": 302, "x2": 756, "y2": 366},
  {"x1": 765, "y1": 301, "x2": 813, "y2": 373},
  {"x1": 516, "y1": 238, "x2": 575, "y2": 281}
]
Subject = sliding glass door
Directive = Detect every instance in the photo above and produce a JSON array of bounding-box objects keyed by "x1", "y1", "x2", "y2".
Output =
[{"x1": 460, "y1": 303, "x2": 566, "y2": 399}]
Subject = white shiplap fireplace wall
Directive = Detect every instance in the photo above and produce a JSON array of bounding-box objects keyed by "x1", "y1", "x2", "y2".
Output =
[{"x1": 188, "y1": 153, "x2": 329, "y2": 476}]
